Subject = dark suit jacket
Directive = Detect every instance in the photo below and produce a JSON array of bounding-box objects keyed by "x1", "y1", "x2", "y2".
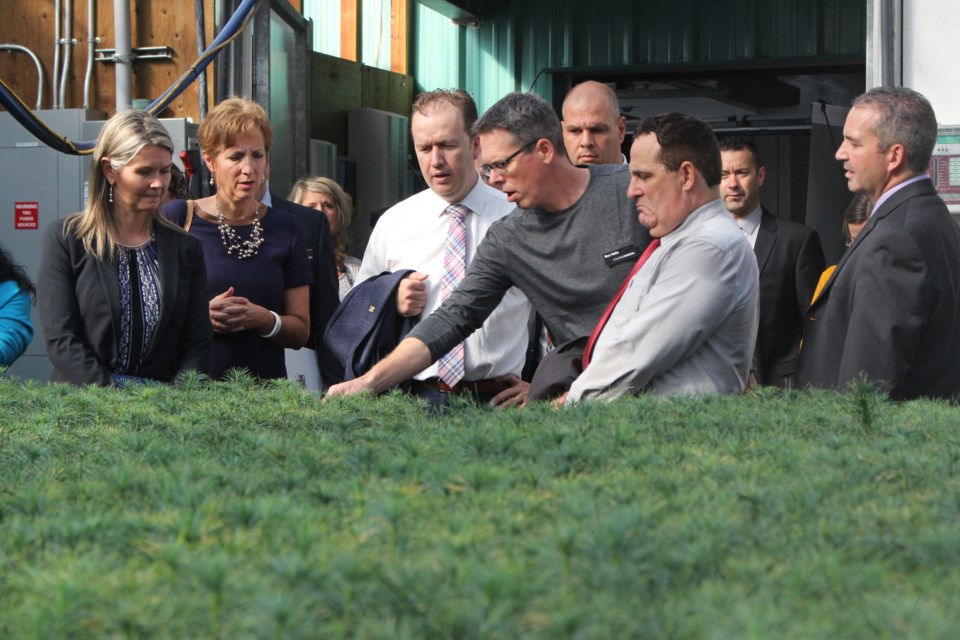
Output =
[
  {"x1": 752, "y1": 209, "x2": 825, "y2": 386},
  {"x1": 37, "y1": 218, "x2": 212, "y2": 386},
  {"x1": 270, "y1": 194, "x2": 340, "y2": 381},
  {"x1": 796, "y1": 179, "x2": 960, "y2": 400},
  {"x1": 323, "y1": 269, "x2": 418, "y2": 384}
]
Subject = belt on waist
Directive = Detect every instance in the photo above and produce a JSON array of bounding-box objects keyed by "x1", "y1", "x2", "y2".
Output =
[{"x1": 412, "y1": 377, "x2": 511, "y2": 395}]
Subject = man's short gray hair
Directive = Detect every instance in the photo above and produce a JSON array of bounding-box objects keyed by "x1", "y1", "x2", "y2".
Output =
[
  {"x1": 472, "y1": 92, "x2": 565, "y2": 156},
  {"x1": 853, "y1": 86, "x2": 937, "y2": 174}
]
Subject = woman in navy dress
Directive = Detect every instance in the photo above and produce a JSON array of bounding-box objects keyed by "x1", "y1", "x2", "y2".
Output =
[{"x1": 164, "y1": 97, "x2": 312, "y2": 379}]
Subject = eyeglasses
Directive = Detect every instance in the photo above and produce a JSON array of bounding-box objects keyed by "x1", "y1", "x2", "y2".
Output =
[{"x1": 480, "y1": 139, "x2": 537, "y2": 179}]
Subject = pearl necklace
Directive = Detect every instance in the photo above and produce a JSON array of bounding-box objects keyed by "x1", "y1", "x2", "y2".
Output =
[{"x1": 215, "y1": 200, "x2": 264, "y2": 259}]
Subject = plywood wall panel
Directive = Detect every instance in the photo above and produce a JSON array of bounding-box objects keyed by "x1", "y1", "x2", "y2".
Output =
[{"x1": 0, "y1": 0, "x2": 217, "y2": 120}]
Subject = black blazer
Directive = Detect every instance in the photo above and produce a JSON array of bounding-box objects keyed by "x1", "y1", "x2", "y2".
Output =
[
  {"x1": 37, "y1": 218, "x2": 212, "y2": 386},
  {"x1": 752, "y1": 209, "x2": 824, "y2": 386},
  {"x1": 270, "y1": 194, "x2": 341, "y2": 381},
  {"x1": 796, "y1": 180, "x2": 960, "y2": 400}
]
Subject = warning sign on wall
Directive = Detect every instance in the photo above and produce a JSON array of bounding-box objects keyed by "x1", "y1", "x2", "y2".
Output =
[{"x1": 14, "y1": 202, "x2": 38, "y2": 230}]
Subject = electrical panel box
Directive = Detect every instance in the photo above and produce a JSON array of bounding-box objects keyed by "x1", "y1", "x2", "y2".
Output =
[
  {"x1": 83, "y1": 117, "x2": 200, "y2": 208},
  {"x1": 0, "y1": 109, "x2": 104, "y2": 381},
  {"x1": 347, "y1": 108, "x2": 409, "y2": 257},
  {"x1": 0, "y1": 112, "x2": 197, "y2": 381}
]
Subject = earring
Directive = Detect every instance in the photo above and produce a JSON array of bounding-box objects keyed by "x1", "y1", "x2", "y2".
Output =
[
  {"x1": 108, "y1": 183, "x2": 114, "y2": 204},
  {"x1": 210, "y1": 173, "x2": 215, "y2": 187}
]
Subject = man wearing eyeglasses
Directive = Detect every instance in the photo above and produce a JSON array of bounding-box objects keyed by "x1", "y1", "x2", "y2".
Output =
[
  {"x1": 352, "y1": 89, "x2": 533, "y2": 408},
  {"x1": 329, "y1": 92, "x2": 650, "y2": 401}
]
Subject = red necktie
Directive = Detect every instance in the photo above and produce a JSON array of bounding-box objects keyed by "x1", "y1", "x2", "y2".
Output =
[{"x1": 582, "y1": 238, "x2": 661, "y2": 370}]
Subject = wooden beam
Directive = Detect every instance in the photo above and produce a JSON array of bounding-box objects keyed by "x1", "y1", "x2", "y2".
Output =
[
  {"x1": 341, "y1": 0, "x2": 360, "y2": 62},
  {"x1": 390, "y1": 0, "x2": 408, "y2": 75}
]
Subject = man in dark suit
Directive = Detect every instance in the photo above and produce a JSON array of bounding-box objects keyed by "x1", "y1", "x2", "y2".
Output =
[
  {"x1": 719, "y1": 137, "x2": 824, "y2": 387},
  {"x1": 797, "y1": 86, "x2": 960, "y2": 400},
  {"x1": 258, "y1": 166, "x2": 341, "y2": 385}
]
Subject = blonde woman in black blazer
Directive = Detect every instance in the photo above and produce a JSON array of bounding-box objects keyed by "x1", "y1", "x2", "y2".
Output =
[{"x1": 38, "y1": 110, "x2": 211, "y2": 386}]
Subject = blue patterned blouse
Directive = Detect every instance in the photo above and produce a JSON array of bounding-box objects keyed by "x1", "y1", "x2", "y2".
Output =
[{"x1": 115, "y1": 239, "x2": 162, "y2": 376}]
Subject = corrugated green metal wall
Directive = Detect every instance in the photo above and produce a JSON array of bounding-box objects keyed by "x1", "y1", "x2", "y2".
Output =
[{"x1": 414, "y1": 0, "x2": 866, "y2": 111}]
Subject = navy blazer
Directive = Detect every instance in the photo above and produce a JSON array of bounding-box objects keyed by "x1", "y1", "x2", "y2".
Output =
[
  {"x1": 37, "y1": 217, "x2": 212, "y2": 386},
  {"x1": 797, "y1": 180, "x2": 960, "y2": 399},
  {"x1": 323, "y1": 269, "x2": 418, "y2": 384},
  {"x1": 270, "y1": 194, "x2": 341, "y2": 381}
]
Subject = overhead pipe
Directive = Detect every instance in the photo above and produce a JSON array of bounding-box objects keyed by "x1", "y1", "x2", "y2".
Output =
[
  {"x1": 113, "y1": 0, "x2": 133, "y2": 110},
  {"x1": 83, "y1": 0, "x2": 96, "y2": 108},
  {"x1": 52, "y1": 0, "x2": 61, "y2": 108},
  {"x1": 0, "y1": 0, "x2": 263, "y2": 155},
  {"x1": 59, "y1": 0, "x2": 75, "y2": 109},
  {"x1": 0, "y1": 45, "x2": 44, "y2": 109}
]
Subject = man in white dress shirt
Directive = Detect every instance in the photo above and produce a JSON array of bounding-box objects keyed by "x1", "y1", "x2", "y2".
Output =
[
  {"x1": 566, "y1": 113, "x2": 760, "y2": 403},
  {"x1": 355, "y1": 89, "x2": 532, "y2": 408}
]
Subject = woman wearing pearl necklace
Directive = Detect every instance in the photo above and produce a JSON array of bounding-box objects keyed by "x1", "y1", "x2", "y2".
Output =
[{"x1": 163, "y1": 98, "x2": 312, "y2": 380}]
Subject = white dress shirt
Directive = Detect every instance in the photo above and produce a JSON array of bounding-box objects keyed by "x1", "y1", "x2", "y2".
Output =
[
  {"x1": 568, "y1": 199, "x2": 759, "y2": 402},
  {"x1": 735, "y1": 206, "x2": 762, "y2": 249},
  {"x1": 357, "y1": 177, "x2": 532, "y2": 381}
]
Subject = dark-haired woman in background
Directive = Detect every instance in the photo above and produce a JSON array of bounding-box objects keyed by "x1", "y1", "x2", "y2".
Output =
[
  {"x1": 0, "y1": 244, "x2": 34, "y2": 367},
  {"x1": 37, "y1": 109, "x2": 211, "y2": 386},
  {"x1": 811, "y1": 193, "x2": 871, "y2": 304}
]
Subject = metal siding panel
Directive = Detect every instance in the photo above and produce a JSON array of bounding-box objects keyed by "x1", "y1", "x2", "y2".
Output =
[
  {"x1": 412, "y1": 0, "x2": 866, "y2": 107},
  {"x1": 413, "y1": 3, "x2": 461, "y2": 91},
  {"x1": 303, "y1": 0, "x2": 341, "y2": 57}
]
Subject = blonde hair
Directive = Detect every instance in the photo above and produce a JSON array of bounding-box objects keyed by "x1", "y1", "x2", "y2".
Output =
[
  {"x1": 198, "y1": 96, "x2": 274, "y2": 156},
  {"x1": 66, "y1": 109, "x2": 176, "y2": 260},
  {"x1": 288, "y1": 176, "x2": 353, "y2": 266}
]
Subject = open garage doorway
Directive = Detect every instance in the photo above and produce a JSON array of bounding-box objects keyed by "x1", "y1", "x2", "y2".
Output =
[{"x1": 553, "y1": 59, "x2": 864, "y2": 262}]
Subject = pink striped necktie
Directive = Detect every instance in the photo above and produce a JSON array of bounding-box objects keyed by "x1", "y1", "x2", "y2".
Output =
[{"x1": 436, "y1": 203, "x2": 470, "y2": 387}]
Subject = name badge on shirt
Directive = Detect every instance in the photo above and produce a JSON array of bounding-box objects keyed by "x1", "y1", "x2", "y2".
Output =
[{"x1": 603, "y1": 244, "x2": 640, "y2": 268}]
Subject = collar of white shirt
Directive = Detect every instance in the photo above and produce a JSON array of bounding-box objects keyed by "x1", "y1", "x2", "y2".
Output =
[
  {"x1": 736, "y1": 206, "x2": 762, "y2": 237},
  {"x1": 433, "y1": 174, "x2": 495, "y2": 219}
]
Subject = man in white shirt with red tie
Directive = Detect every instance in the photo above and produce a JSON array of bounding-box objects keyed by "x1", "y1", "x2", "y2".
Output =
[
  {"x1": 355, "y1": 89, "x2": 532, "y2": 408},
  {"x1": 565, "y1": 112, "x2": 759, "y2": 404}
]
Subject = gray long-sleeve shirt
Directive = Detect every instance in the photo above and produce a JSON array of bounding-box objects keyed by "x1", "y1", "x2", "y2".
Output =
[{"x1": 408, "y1": 164, "x2": 652, "y2": 361}]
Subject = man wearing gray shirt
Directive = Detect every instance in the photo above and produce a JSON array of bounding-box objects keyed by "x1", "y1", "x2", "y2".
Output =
[{"x1": 329, "y1": 92, "x2": 651, "y2": 400}]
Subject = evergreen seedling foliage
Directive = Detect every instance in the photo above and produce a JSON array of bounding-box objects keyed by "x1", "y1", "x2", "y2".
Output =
[{"x1": 2, "y1": 375, "x2": 960, "y2": 637}]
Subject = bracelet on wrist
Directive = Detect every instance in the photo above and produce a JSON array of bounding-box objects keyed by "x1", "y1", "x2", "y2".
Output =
[{"x1": 259, "y1": 310, "x2": 282, "y2": 339}]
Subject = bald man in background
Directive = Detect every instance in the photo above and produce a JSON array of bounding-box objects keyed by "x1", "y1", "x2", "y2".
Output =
[{"x1": 561, "y1": 81, "x2": 627, "y2": 166}]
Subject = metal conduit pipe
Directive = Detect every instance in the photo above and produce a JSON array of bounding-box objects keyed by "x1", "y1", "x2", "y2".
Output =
[
  {"x1": 0, "y1": 45, "x2": 44, "y2": 110},
  {"x1": 59, "y1": 0, "x2": 74, "y2": 109},
  {"x1": 0, "y1": 0, "x2": 262, "y2": 155},
  {"x1": 52, "y1": 0, "x2": 61, "y2": 108},
  {"x1": 83, "y1": 0, "x2": 96, "y2": 108},
  {"x1": 113, "y1": 0, "x2": 132, "y2": 110}
]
